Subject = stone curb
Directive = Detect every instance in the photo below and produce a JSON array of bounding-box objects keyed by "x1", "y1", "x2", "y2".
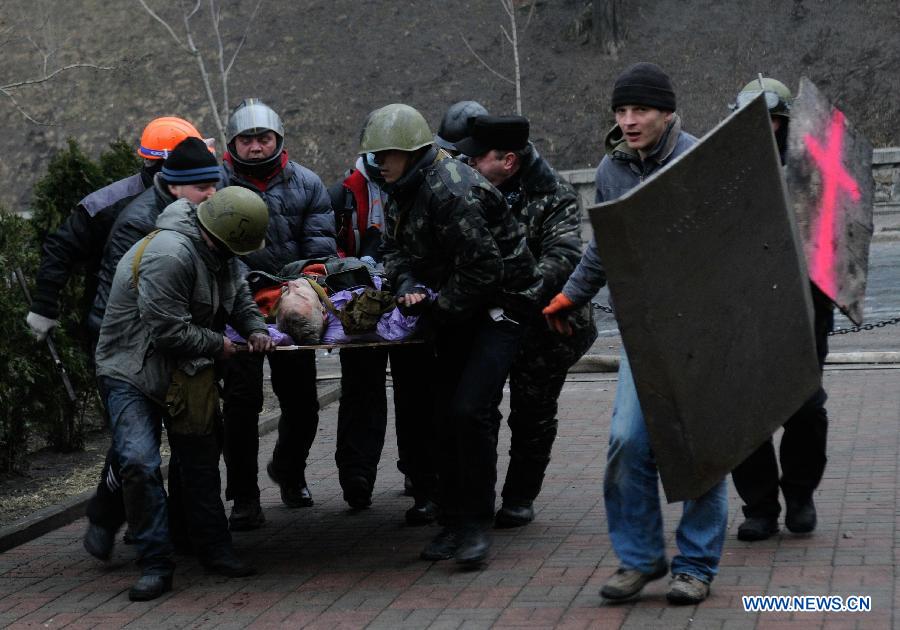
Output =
[
  {"x1": 569, "y1": 351, "x2": 900, "y2": 374},
  {"x1": 0, "y1": 385, "x2": 342, "y2": 554}
]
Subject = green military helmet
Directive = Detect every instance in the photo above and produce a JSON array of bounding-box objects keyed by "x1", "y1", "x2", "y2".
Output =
[
  {"x1": 197, "y1": 186, "x2": 269, "y2": 255},
  {"x1": 733, "y1": 76, "x2": 793, "y2": 118},
  {"x1": 358, "y1": 104, "x2": 433, "y2": 154}
]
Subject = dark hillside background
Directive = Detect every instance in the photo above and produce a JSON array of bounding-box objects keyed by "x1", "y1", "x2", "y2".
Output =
[{"x1": 0, "y1": 0, "x2": 897, "y2": 211}]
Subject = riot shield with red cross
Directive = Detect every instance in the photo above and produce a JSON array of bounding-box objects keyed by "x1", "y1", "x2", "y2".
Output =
[{"x1": 785, "y1": 77, "x2": 874, "y2": 325}]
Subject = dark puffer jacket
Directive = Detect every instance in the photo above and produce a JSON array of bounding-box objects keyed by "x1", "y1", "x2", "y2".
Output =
[
  {"x1": 31, "y1": 172, "x2": 149, "y2": 321},
  {"x1": 225, "y1": 159, "x2": 337, "y2": 274},
  {"x1": 89, "y1": 176, "x2": 175, "y2": 334},
  {"x1": 381, "y1": 146, "x2": 542, "y2": 323}
]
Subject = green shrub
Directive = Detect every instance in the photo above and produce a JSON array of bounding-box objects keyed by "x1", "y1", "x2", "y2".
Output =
[
  {"x1": 0, "y1": 137, "x2": 139, "y2": 471},
  {"x1": 0, "y1": 213, "x2": 93, "y2": 470},
  {"x1": 99, "y1": 138, "x2": 142, "y2": 185}
]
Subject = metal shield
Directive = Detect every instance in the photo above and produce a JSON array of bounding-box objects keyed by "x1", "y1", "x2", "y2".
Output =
[
  {"x1": 785, "y1": 77, "x2": 874, "y2": 325},
  {"x1": 588, "y1": 95, "x2": 821, "y2": 502}
]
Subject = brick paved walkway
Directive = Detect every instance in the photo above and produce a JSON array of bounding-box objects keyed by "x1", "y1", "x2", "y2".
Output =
[{"x1": 0, "y1": 365, "x2": 897, "y2": 629}]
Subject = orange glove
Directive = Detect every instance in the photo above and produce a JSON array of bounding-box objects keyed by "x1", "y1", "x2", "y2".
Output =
[{"x1": 542, "y1": 292, "x2": 577, "y2": 336}]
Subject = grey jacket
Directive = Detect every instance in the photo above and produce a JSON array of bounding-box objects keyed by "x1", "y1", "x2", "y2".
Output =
[
  {"x1": 562, "y1": 115, "x2": 697, "y2": 305},
  {"x1": 95, "y1": 198, "x2": 266, "y2": 403}
]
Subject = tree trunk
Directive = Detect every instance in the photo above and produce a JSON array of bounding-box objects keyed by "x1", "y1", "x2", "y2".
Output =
[{"x1": 593, "y1": 0, "x2": 624, "y2": 56}]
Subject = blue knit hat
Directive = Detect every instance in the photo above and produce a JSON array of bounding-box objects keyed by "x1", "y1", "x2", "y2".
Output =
[{"x1": 160, "y1": 137, "x2": 220, "y2": 185}]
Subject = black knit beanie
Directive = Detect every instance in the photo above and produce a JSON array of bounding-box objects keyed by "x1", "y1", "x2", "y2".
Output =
[
  {"x1": 610, "y1": 62, "x2": 676, "y2": 112},
  {"x1": 160, "y1": 137, "x2": 220, "y2": 185}
]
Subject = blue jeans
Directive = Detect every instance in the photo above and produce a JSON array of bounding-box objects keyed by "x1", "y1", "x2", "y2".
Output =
[
  {"x1": 100, "y1": 377, "x2": 173, "y2": 574},
  {"x1": 604, "y1": 353, "x2": 727, "y2": 583}
]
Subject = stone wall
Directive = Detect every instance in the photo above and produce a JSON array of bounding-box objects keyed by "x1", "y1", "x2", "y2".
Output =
[
  {"x1": 873, "y1": 148, "x2": 900, "y2": 207},
  {"x1": 560, "y1": 147, "x2": 900, "y2": 239}
]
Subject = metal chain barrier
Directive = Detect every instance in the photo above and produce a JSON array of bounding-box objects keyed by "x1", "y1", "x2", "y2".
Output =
[
  {"x1": 829, "y1": 314, "x2": 900, "y2": 336},
  {"x1": 591, "y1": 302, "x2": 614, "y2": 314},
  {"x1": 591, "y1": 301, "x2": 900, "y2": 336}
]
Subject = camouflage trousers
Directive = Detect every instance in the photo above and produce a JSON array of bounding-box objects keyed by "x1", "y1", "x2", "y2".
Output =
[{"x1": 500, "y1": 304, "x2": 597, "y2": 504}]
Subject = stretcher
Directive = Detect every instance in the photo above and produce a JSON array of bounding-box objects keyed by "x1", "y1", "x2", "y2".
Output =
[{"x1": 235, "y1": 339, "x2": 425, "y2": 352}]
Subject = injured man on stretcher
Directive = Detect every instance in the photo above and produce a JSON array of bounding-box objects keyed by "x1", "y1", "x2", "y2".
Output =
[{"x1": 226, "y1": 257, "x2": 433, "y2": 346}]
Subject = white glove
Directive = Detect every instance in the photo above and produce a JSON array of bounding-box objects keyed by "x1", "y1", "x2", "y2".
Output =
[{"x1": 26, "y1": 311, "x2": 58, "y2": 342}]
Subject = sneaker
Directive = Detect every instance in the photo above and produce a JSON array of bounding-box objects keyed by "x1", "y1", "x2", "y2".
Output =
[
  {"x1": 229, "y1": 496, "x2": 266, "y2": 531},
  {"x1": 666, "y1": 573, "x2": 710, "y2": 605},
  {"x1": 785, "y1": 496, "x2": 816, "y2": 534},
  {"x1": 600, "y1": 559, "x2": 668, "y2": 601},
  {"x1": 737, "y1": 515, "x2": 779, "y2": 541},
  {"x1": 266, "y1": 461, "x2": 313, "y2": 508},
  {"x1": 83, "y1": 523, "x2": 114, "y2": 562}
]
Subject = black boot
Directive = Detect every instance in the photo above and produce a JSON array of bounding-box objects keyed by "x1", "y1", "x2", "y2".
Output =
[
  {"x1": 737, "y1": 515, "x2": 780, "y2": 541},
  {"x1": 455, "y1": 524, "x2": 491, "y2": 567},
  {"x1": 785, "y1": 496, "x2": 817, "y2": 534},
  {"x1": 201, "y1": 546, "x2": 256, "y2": 577},
  {"x1": 129, "y1": 573, "x2": 173, "y2": 601},
  {"x1": 341, "y1": 474, "x2": 373, "y2": 510},
  {"x1": 420, "y1": 526, "x2": 462, "y2": 561},
  {"x1": 494, "y1": 501, "x2": 535, "y2": 528},
  {"x1": 229, "y1": 494, "x2": 265, "y2": 531}
]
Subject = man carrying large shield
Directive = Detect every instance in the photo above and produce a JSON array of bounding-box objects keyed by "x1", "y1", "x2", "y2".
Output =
[{"x1": 544, "y1": 62, "x2": 727, "y2": 606}]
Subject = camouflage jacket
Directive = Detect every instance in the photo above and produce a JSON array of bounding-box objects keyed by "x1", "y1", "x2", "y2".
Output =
[
  {"x1": 500, "y1": 145, "x2": 583, "y2": 307},
  {"x1": 381, "y1": 146, "x2": 542, "y2": 324}
]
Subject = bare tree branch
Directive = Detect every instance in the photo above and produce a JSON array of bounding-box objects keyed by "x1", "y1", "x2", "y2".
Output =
[
  {"x1": 137, "y1": 0, "x2": 264, "y2": 149},
  {"x1": 0, "y1": 88, "x2": 51, "y2": 125},
  {"x1": 462, "y1": 0, "x2": 525, "y2": 114},
  {"x1": 180, "y1": 2, "x2": 227, "y2": 147},
  {"x1": 210, "y1": 0, "x2": 227, "y2": 123},
  {"x1": 0, "y1": 25, "x2": 13, "y2": 49},
  {"x1": 184, "y1": 0, "x2": 202, "y2": 21},
  {"x1": 460, "y1": 33, "x2": 515, "y2": 86},
  {"x1": 501, "y1": 0, "x2": 523, "y2": 114},
  {"x1": 136, "y1": 0, "x2": 186, "y2": 49},
  {"x1": 1, "y1": 63, "x2": 112, "y2": 91},
  {"x1": 225, "y1": 0, "x2": 263, "y2": 76},
  {"x1": 522, "y1": 0, "x2": 537, "y2": 33}
]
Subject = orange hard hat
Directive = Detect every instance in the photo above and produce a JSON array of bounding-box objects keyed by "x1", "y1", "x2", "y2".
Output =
[{"x1": 137, "y1": 117, "x2": 205, "y2": 160}]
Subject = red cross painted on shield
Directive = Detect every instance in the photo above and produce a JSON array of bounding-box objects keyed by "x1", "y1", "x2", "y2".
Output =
[{"x1": 803, "y1": 109, "x2": 861, "y2": 299}]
